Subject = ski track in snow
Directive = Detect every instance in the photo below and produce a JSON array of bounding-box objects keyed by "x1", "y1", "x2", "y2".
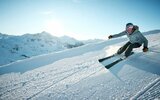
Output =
[
  {"x1": 26, "y1": 61, "x2": 102, "y2": 100},
  {"x1": 0, "y1": 54, "x2": 105, "y2": 100},
  {"x1": 131, "y1": 78, "x2": 160, "y2": 100},
  {"x1": 0, "y1": 33, "x2": 160, "y2": 100}
]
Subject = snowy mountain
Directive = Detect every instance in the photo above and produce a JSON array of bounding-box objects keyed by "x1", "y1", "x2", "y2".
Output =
[
  {"x1": 143, "y1": 29, "x2": 160, "y2": 35},
  {"x1": 0, "y1": 29, "x2": 160, "y2": 100},
  {"x1": 82, "y1": 39, "x2": 104, "y2": 44},
  {"x1": 59, "y1": 35, "x2": 84, "y2": 48},
  {"x1": 0, "y1": 33, "x2": 11, "y2": 39},
  {"x1": 0, "y1": 31, "x2": 84, "y2": 66}
]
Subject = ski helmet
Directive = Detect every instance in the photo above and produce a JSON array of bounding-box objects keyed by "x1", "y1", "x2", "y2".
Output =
[{"x1": 126, "y1": 23, "x2": 133, "y2": 27}]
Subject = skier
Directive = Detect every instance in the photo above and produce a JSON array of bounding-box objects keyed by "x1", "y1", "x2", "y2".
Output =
[{"x1": 108, "y1": 23, "x2": 148, "y2": 58}]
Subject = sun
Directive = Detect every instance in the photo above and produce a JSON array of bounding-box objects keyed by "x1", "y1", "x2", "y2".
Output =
[
  {"x1": 43, "y1": 19, "x2": 91, "y2": 40},
  {"x1": 44, "y1": 19, "x2": 65, "y2": 37}
]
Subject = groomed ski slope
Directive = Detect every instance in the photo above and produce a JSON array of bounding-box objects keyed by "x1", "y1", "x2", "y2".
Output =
[{"x1": 0, "y1": 32, "x2": 160, "y2": 100}]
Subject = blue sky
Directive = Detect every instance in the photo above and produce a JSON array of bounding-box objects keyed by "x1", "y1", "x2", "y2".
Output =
[{"x1": 0, "y1": 0, "x2": 160, "y2": 40}]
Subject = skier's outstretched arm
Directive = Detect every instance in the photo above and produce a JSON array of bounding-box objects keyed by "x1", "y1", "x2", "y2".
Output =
[{"x1": 108, "y1": 31, "x2": 126, "y2": 39}]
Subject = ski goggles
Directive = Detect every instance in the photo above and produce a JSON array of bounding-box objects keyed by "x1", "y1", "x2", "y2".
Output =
[
  {"x1": 126, "y1": 25, "x2": 134, "y2": 29},
  {"x1": 126, "y1": 25, "x2": 134, "y2": 34}
]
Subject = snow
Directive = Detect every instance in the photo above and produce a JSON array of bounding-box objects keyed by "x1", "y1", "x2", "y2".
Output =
[
  {"x1": 0, "y1": 37, "x2": 125, "y2": 75},
  {"x1": 0, "y1": 32, "x2": 84, "y2": 66},
  {"x1": 82, "y1": 39, "x2": 104, "y2": 44},
  {"x1": 0, "y1": 30, "x2": 160, "y2": 100},
  {"x1": 59, "y1": 35, "x2": 82, "y2": 45},
  {"x1": 131, "y1": 78, "x2": 160, "y2": 99}
]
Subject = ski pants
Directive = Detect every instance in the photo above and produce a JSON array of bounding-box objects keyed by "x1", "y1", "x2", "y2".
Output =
[{"x1": 117, "y1": 42, "x2": 141, "y2": 57}]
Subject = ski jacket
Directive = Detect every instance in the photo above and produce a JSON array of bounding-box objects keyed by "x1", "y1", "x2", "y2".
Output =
[{"x1": 112, "y1": 26, "x2": 148, "y2": 48}]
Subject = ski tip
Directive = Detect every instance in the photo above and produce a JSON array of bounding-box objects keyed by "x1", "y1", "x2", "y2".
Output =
[{"x1": 98, "y1": 59, "x2": 102, "y2": 62}]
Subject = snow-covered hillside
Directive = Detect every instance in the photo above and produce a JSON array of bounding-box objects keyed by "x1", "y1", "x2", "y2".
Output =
[
  {"x1": 82, "y1": 39, "x2": 104, "y2": 44},
  {"x1": 0, "y1": 30, "x2": 160, "y2": 100},
  {"x1": 0, "y1": 31, "x2": 84, "y2": 66}
]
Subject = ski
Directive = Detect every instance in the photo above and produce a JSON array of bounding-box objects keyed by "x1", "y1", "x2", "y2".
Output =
[
  {"x1": 104, "y1": 52, "x2": 134, "y2": 69},
  {"x1": 105, "y1": 58, "x2": 123, "y2": 69},
  {"x1": 98, "y1": 54, "x2": 117, "y2": 62}
]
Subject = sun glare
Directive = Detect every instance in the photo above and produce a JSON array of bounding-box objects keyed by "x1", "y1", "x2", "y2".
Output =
[
  {"x1": 44, "y1": 19, "x2": 65, "y2": 37},
  {"x1": 43, "y1": 19, "x2": 89, "y2": 40}
]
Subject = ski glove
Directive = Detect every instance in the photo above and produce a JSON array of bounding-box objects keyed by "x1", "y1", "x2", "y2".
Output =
[
  {"x1": 108, "y1": 35, "x2": 113, "y2": 39},
  {"x1": 143, "y1": 47, "x2": 148, "y2": 52}
]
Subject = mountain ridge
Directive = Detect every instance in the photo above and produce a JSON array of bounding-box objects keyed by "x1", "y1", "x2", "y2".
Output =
[{"x1": 0, "y1": 31, "x2": 85, "y2": 66}]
